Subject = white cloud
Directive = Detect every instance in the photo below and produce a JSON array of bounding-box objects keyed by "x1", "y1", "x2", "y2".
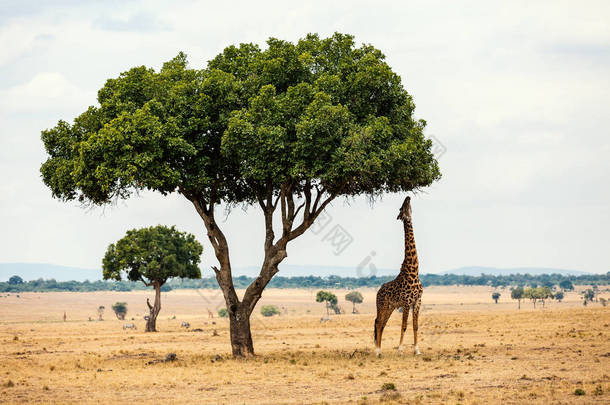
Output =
[
  {"x1": 0, "y1": 72, "x2": 94, "y2": 115},
  {"x1": 93, "y1": 12, "x2": 172, "y2": 32}
]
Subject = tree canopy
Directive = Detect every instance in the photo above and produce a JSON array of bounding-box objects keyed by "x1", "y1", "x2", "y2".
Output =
[
  {"x1": 111, "y1": 302, "x2": 128, "y2": 320},
  {"x1": 102, "y1": 225, "x2": 202, "y2": 285},
  {"x1": 8, "y1": 275, "x2": 23, "y2": 285},
  {"x1": 511, "y1": 286, "x2": 524, "y2": 300},
  {"x1": 345, "y1": 291, "x2": 364, "y2": 304},
  {"x1": 41, "y1": 33, "x2": 440, "y2": 208},
  {"x1": 559, "y1": 279, "x2": 574, "y2": 291},
  {"x1": 316, "y1": 290, "x2": 338, "y2": 305}
]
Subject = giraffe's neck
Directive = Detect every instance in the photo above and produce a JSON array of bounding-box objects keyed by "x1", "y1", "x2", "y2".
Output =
[{"x1": 399, "y1": 218, "x2": 419, "y2": 277}]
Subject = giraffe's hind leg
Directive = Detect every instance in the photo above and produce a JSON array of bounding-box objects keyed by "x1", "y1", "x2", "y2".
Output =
[
  {"x1": 412, "y1": 299, "x2": 422, "y2": 355},
  {"x1": 374, "y1": 305, "x2": 392, "y2": 357},
  {"x1": 398, "y1": 307, "x2": 409, "y2": 354}
]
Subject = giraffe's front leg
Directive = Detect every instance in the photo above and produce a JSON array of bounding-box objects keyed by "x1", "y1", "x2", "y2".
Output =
[{"x1": 412, "y1": 299, "x2": 422, "y2": 355}]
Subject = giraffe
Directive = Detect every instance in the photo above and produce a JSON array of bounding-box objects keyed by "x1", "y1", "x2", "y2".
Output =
[{"x1": 374, "y1": 196, "x2": 424, "y2": 357}]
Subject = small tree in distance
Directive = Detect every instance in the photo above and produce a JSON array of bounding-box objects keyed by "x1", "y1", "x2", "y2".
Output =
[
  {"x1": 559, "y1": 279, "x2": 574, "y2": 291},
  {"x1": 345, "y1": 291, "x2": 364, "y2": 314},
  {"x1": 8, "y1": 276, "x2": 24, "y2": 285},
  {"x1": 102, "y1": 225, "x2": 203, "y2": 332},
  {"x1": 524, "y1": 288, "x2": 537, "y2": 308},
  {"x1": 554, "y1": 291, "x2": 564, "y2": 302},
  {"x1": 582, "y1": 289, "x2": 595, "y2": 304},
  {"x1": 492, "y1": 292, "x2": 501, "y2": 304},
  {"x1": 112, "y1": 302, "x2": 128, "y2": 320},
  {"x1": 218, "y1": 308, "x2": 228, "y2": 318},
  {"x1": 511, "y1": 287, "x2": 524, "y2": 309},
  {"x1": 316, "y1": 290, "x2": 338, "y2": 316},
  {"x1": 539, "y1": 286, "x2": 553, "y2": 307}
]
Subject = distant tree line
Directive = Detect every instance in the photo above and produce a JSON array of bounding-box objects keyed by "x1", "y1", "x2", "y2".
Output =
[{"x1": 1, "y1": 272, "x2": 608, "y2": 293}]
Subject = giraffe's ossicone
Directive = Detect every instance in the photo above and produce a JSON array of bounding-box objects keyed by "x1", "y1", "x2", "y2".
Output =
[{"x1": 374, "y1": 196, "x2": 423, "y2": 356}]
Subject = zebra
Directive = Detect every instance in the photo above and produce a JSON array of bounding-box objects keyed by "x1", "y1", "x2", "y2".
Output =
[
  {"x1": 180, "y1": 321, "x2": 190, "y2": 329},
  {"x1": 123, "y1": 323, "x2": 137, "y2": 330}
]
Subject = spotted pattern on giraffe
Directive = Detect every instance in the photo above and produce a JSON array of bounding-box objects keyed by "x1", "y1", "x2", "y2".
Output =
[{"x1": 374, "y1": 196, "x2": 423, "y2": 356}]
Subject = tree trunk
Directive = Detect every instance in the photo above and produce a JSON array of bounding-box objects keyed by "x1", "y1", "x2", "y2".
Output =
[
  {"x1": 146, "y1": 282, "x2": 161, "y2": 332},
  {"x1": 352, "y1": 302, "x2": 356, "y2": 314},
  {"x1": 518, "y1": 299, "x2": 521, "y2": 310},
  {"x1": 228, "y1": 303, "x2": 254, "y2": 357}
]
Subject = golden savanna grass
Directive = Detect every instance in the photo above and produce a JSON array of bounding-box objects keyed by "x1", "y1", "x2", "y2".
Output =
[{"x1": 0, "y1": 286, "x2": 608, "y2": 404}]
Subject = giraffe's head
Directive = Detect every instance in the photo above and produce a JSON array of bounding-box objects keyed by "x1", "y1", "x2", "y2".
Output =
[{"x1": 397, "y1": 196, "x2": 412, "y2": 221}]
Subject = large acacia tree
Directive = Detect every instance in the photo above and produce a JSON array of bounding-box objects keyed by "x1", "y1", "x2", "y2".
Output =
[
  {"x1": 40, "y1": 33, "x2": 441, "y2": 357},
  {"x1": 103, "y1": 225, "x2": 202, "y2": 331}
]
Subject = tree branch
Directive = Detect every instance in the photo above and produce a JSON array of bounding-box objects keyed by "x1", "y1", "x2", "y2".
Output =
[
  {"x1": 288, "y1": 188, "x2": 340, "y2": 242},
  {"x1": 258, "y1": 181, "x2": 276, "y2": 251},
  {"x1": 185, "y1": 188, "x2": 240, "y2": 308}
]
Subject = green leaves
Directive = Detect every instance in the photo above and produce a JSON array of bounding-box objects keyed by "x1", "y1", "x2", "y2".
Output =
[
  {"x1": 316, "y1": 290, "x2": 338, "y2": 305},
  {"x1": 102, "y1": 225, "x2": 203, "y2": 285},
  {"x1": 41, "y1": 33, "x2": 441, "y2": 207},
  {"x1": 345, "y1": 291, "x2": 364, "y2": 304}
]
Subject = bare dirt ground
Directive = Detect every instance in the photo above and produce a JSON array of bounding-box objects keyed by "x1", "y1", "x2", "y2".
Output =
[{"x1": 0, "y1": 286, "x2": 608, "y2": 404}]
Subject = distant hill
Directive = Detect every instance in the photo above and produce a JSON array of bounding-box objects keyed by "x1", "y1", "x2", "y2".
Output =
[
  {"x1": 0, "y1": 263, "x2": 101, "y2": 282},
  {"x1": 437, "y1": 266, "x2": 590, "y2": 276}
]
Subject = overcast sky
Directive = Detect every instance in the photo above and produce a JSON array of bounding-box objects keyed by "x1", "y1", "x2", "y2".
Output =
[{"x1": 0, "y1": 0, "x2": 608, "y2": 276}]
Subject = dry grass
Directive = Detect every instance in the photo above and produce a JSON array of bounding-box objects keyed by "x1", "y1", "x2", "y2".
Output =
[{"x1": 0, "y1": 286, "x2": 608, "y2": 404}]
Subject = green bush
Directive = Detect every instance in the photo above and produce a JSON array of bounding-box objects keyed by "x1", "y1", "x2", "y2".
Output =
[
  {"x1": 260, "y1": 305, "x2": 281, "y2": 317},
  {"x1": 574, "y1": 388, "x2": 585, "y2": 396},
  {"x1": 218, "y1": 308, "x2": 228, "y2": 318},
  {"x1": 381, "y1": 382, "x2": 396, "y2": 391}
]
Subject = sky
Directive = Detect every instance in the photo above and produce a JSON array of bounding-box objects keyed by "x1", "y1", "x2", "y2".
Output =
[{"x1": 0, "y1": 0, "x2": 609, "y2": 277}]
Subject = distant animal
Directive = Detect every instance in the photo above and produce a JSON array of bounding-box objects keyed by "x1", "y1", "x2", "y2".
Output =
[
  {"x1": 123, "y1": 323, "x2": 137, "y2": 330},
  {"x1": 143, "y1": 315, "x2": 150, "y2": 321},
  {"x1": 374, "y1": 196, "x2": 423, "y2": 357},
  {"x1": 320, "y1": 315, "x2": 331, "y2": 323},
  {"x1": 207, "y1": 308, "x2": 214, "y2": 319},
  {"x1": 180, "y1": 321, "x2": 190, "y2": 329}
]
